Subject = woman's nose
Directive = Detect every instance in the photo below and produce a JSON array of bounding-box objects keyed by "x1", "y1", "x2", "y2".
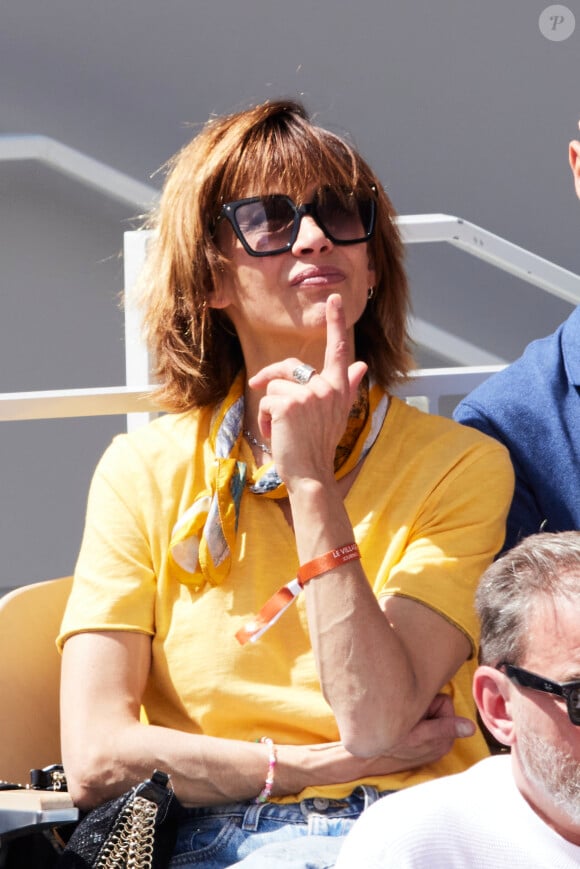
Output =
[{"x1": 291, "y1": 214, "x2": 333, "y2": 255}]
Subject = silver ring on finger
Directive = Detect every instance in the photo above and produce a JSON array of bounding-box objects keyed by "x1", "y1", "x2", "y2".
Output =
[{"x1": 292, "y1": 363, "x2": 316, "y2": 385}]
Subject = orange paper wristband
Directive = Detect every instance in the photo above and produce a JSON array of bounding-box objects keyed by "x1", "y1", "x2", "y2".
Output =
[{"x1": 297, "y1": 542, "x2": 360, "y2": 587}]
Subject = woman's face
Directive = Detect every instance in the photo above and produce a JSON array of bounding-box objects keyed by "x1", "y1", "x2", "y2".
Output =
[{"x1": 211, "y1": 184, "x2": 376, "y2": 365}]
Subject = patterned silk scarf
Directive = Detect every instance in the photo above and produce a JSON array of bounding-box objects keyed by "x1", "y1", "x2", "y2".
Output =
[{"x1": 169, "y1": 370, "x2": 388, "y2": 592}]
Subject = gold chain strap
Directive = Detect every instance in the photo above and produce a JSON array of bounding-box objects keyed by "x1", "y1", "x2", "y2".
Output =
[
  {"x1": 50, "y1": 768, "x2": 68, "y2": 791},
  {"x1": 127, "y1": 797, "x2": 157, "y2": 869},
  {"x1": 95, "y1": 794, "x2": 158, "y2": 869}
]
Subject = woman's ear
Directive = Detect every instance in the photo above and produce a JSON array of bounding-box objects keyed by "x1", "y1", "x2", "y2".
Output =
[
  {"x1": 569, "y1": 137, "x2": 580, "y2": 200},
  {"x1": 207, "y1": 275, "x2": 233, "y2": 311},
  {"x1": 473, "y1": 665, "x2": 516, "y2": 749}
]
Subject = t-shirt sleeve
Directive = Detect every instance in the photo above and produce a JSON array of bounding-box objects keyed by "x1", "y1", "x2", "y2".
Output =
[
  {"x1": 57, "y1": 435, "x2": 158, "y2": 650},
  {"x1": 379, "y1": 436, "x2": 514, "y2": 651}
]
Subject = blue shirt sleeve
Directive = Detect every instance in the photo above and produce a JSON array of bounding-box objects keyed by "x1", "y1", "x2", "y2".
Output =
[{"x1": 453, "y1": 400, "x2": 544, "y2": 553}]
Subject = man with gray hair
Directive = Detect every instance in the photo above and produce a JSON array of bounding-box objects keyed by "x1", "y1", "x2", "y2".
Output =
[{"x1": 335, "y1": 531, "x2": 580, "y2": 867}]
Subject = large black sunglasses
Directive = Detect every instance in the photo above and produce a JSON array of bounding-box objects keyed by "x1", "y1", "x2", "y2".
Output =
[
  {"x1": 217, "y1": 187, "x2": 376, "y2": 257},
  {"x1": 499, "y1": 663, "x2": 580, "y2": 726}
]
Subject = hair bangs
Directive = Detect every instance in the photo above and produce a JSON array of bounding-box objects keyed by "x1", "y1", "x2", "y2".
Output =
[{"x1": 216, "y1": 114, "x2": 368, "y2": 204}]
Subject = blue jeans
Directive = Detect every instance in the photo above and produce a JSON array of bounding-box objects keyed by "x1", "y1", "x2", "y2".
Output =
[{"x1": 169, "y1": 786, "x2": 390, "y2": 868}]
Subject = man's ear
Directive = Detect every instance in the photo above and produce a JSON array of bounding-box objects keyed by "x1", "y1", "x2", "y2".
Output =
[
  {"x1": 473, "y1": 665, "x2": 516, "y2": 748},
  {"x1": 569, "y1": 138, "x2": 580, "y2": 200}
]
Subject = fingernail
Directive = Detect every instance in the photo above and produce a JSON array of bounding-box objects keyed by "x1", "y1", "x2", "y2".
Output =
[{"x1": 456, "y1": 721, "x2": 475, "y2": 738}]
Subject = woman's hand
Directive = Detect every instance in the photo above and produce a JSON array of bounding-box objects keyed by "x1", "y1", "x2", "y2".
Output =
[
  {"x1": 277, "y1": 694, "x2": 476, "y2": 794},
  {"x1": 379, "y1": 693, "x2": 476, "y2": 768},
  {"x1": 248, "y1": 294, "x2": 366, "y2": 489}
]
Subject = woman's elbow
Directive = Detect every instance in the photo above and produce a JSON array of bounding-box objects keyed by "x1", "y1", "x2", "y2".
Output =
[
  {"x1": 338, "y1": 713, "x2": 405, "y2": 758},
  {"x1": 63, "y1": 746, "x2": 127, "y2": 810}
]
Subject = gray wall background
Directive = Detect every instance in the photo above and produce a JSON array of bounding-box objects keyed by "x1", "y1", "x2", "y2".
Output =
[{"x1": 1, "y1": 0, "x2": 579, "y2": 589}]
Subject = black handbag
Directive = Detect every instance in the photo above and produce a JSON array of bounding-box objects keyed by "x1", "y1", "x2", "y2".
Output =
[{"x1": 58, "y1": 769, "x2": 183, "y2": 869}]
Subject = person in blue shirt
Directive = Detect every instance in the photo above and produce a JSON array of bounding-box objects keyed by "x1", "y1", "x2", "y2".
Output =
[{"x1": 453, "y1": 125, "x2": 580, "y2": 553}]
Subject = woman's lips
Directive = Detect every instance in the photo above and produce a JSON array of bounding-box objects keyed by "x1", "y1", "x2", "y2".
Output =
[{"x1": 290, "y1": 266, "x2": 346, "y2": 287}]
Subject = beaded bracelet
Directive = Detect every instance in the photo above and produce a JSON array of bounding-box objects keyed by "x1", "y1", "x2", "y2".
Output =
[
  {"x1": 297, "y1": 542, "x2": 361, "y2": 587},
  {"x1": 255, "y1": 736, "x2": 277, "y2": 804}
]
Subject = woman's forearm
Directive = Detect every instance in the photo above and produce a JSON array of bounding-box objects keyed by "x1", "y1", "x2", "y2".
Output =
[
  {"x1": 288, "y1": 478, "x2": 419, "y2": 752},
  {"x1": 288, "y1": 478, "x2": 472, "y2": 757},
  {"x1": 66, "y1": 712, "x2": 467, "y2": 810}
]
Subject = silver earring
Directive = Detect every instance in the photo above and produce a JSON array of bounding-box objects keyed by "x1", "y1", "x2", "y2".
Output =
[{"x1": 367, "y1": 286, "x2": 375, "y2": 300}]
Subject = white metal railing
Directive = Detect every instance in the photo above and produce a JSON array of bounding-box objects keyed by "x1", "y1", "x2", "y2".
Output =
[
  {"x1": 395, "y1": 365, "x2": 504, "y2": 415},
  {"x1": 1, "y1": 133, "x2": 579, "y2": 422},
  {"x1": 0, "y1": 135, "x2": 158, "y2": 211},
  {"x1": 0, "y1": 367, "x2": 503, "y2": 422},
  {"x1": 398, "y1": 214, "x2": 580, "y2": 307},
  {"x1": 0, "y1": 386, "x2": 157, "y2": 422}
]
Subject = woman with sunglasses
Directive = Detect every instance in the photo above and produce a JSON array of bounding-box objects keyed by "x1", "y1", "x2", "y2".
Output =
[{"x1": 58, "y1": 99, "x2": 514, "y2": 868}]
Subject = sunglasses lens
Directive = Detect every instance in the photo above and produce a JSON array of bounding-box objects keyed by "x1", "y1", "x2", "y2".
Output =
[
  {"x1": 228, "y1": 188, "x2": 375, "y2": 255},
  {"x1": 317, "y1": 189, "x2": 374, "y2": 242},
  {"x1": 234, "y1": 197, "x2": 295, "y2": 254},
  {"x1": 570, "y1": 686, "x2": 580, "y2": 724}
]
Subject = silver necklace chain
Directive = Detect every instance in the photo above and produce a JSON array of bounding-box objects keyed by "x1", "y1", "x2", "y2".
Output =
[{"x1": 243, "y1": 429, "x2": 272, "y2": 455}]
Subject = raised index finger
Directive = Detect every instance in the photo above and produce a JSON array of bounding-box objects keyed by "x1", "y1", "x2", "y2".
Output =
[
  {"x1": 322, "y1": 294, "x2": 350, "y2": 389},
  {"x1": 323, "y1": 294, "x2": 367, "y2": 400}
]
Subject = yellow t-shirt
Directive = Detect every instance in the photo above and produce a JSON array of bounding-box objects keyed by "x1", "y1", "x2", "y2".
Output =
[{"x1": 59, "y1": 396, "x2": 514, "y2": 800}]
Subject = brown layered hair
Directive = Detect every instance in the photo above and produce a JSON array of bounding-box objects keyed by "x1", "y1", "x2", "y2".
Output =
[{"x1": 137, "y1": 99, "x2": 413, "y2": 411}]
